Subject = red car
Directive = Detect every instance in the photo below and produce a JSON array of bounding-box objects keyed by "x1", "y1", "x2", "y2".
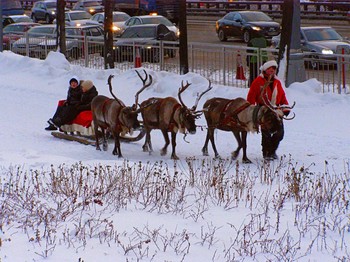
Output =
[{"x1": 2, "y1": 22, "x2": 41, "y2": 50}]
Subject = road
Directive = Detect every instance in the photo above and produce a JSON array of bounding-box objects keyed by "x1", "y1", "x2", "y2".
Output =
[{"x1": 186, "y1": 16, "x2": 350, "y2": 45}]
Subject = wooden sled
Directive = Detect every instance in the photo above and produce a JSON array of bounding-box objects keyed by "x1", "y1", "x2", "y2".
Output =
[{"x1": 51, "y1": 100, "x2": 145, "y2": 145}]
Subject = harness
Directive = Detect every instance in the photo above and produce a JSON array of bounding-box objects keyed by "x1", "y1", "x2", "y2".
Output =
[{"x1": 219, "y1": 100, "x2": 251, "y2": 129}]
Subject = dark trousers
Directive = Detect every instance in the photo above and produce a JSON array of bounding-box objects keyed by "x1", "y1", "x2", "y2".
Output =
[
  {"x1": 261, "y1": 123, "x2": 284, "y2": 157},
  {"x1": 52, "y1": 105, "x2": 79, "y2": 127},
  {"x1": 249, "y1": 61, "x2": 258, "y2": 87}
]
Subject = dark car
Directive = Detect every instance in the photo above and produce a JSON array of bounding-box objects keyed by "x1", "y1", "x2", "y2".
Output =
[
  {"x1": 2, "y1": 22, "x2": 41, "y2": 50},
  {"x1": 215, "y1": 11, "x2": 281, "y2": 43},
  {"x1": 114, "y1": 24, "x2": 178, "y2": 63},
  {"x1": 2, "y1": 17, "x2": 15, "y2": 28},
  {"x1": 31, "y1": 0, "x2": 65, "y2": 23},
  {"x1": 72, "y1": 0, "x2": 104, "y2": 15}
]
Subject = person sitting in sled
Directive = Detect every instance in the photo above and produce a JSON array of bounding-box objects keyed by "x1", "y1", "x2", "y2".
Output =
[{"x1": 45, "y1": 77, "x2": 98, "y2": 131}]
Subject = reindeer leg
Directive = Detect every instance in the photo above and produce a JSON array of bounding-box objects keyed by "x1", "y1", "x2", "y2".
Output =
[
  {"x1": 112, "y1": 133, "x2": 122, "y2": 158},
  {"x1": 208, "y1": 128, "x2": 220, "y2": 159},
  {"x1": 160, "y1": 129, "x2": 170, "y2": 156},
  {"x1": 170, "y1": 131, "x2": 179, "y2": 160},
  {"x1": 102, "y1": 128, "x2": 108, "y2": 151},
  {"x1": 94, "y1": 125, "x2": 101, "y2": 151},
  {"x1": 202, "y1": 130, "x2": 210, "y2": 156},
  {"x1": 142, "y1": 129, "x2": 152, "y2": 154},
  {"x1": 241, "y1": 131, "x2": 252, "y2": 164},
  {"x1": 231, "y1": 131, "x2": 242, "y2": 160}
]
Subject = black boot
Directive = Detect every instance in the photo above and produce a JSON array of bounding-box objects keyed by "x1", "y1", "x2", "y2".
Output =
[{"x1": 45, "y1": 123, "x2": 57, "y2": 131}]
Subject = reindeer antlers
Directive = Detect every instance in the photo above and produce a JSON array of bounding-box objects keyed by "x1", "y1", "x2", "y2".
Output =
[
  {"x1": 263, "y1": 93, "x2": 296, "y2": 120},
  {"x1": 107, "y1": 74, "x2": 119, "y2": 102},
  {"x1": 134, "y1": 69, "x2": 153, "y2": 109},
  {"x1": 178, "y1": 80, "x2": 192, "y2": 108},
  {"x1": 192, "y1": 79, "x2": 213, "y2": 111}
]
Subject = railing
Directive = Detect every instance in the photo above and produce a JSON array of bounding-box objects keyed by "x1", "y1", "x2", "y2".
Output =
[
  {"x1": 186, "y1": 1, "x2": 350, "y2": 21},
  {"x1": 6, "y1": 31, "x2": 350, "y2": 93},
  {"x1": 20, "y1": 0, "x2": 350, "y2": 21}
]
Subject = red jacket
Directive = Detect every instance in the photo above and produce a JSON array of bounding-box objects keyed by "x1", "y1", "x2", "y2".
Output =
[{"x1": 247, "y1": 74, "x2": 289, "y2": 106}]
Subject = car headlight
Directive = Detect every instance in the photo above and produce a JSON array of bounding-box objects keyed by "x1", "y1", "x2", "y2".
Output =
[
  {"x1": 321, "y1": 49, "x2": 333, "y2": 55},
  {"x1": 89, "y1": 8, "x2": 95, "y2": 13},
  {"x1": 112, "y1": 26, "x2": 121, "y2": 32},
  {"x1": 51, "y1": 11, "x2": 55, "y2": 15},
  {"x1": 176, "y1": 29, "x2": 180, "y2": 38},
  {"x1": 251, "y1": 26, "x2": 261, "y2": 31}
]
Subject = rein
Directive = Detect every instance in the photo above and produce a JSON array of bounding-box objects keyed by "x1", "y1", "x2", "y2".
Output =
[{"x1": 219, "y1": 100, "x2": 251, "y2": 128}]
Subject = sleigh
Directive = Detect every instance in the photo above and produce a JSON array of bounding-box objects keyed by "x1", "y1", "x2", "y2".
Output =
[{"x1": 51, "y1": 100, "x2": 145, "y2": 145}]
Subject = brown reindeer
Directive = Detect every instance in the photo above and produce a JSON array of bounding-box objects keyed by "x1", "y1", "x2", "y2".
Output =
[
  {"x1": 139, "y1": 76, "x2": 212, "y2": 160},
  {"x1": 202, "y1": 96, "x2": 295, "y2": 163},
  {"x1": 91, "y1": 73, "x2": 152, "y2": 157}
]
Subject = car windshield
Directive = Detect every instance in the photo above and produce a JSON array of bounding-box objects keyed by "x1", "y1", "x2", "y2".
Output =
[
  {"x1": 70, "y1": 12, "x2": 91, "y2": 20},
  {"x1": 28, "y1": 27, "x2": 55, "y2": 37},
  {"x1": 142, "y1": 16, "x2": 173, "y2": 26},
  {"x1": 82, "y1": 1, "x2": 100, "y2": 7},
  {"x1": 4, "y1": 24, "x2": 24, "y2": 33},
  {"x1": 113, "y1": 13, "x2": 130, "y2": 22},
  {"x1": 66, "y1": 28, "x2": 81, "y2": 36},
  {"x1": 45, "y1": 2, "x2": 56, "y2": 8},
  {"x1": 241, "y1": 12, "x2": 272, "y2": 22},
  {"x1": 303, "y1": 28, "x2": 342, "y2": 42},
  {"x1": 121, "y1": 27, "x2": 156, "y2": 38}
]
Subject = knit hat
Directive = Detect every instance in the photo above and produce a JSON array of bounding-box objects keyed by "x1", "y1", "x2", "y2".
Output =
[
  {"x1": 260, "y1": 60, "x2": 278, "y2": 71},
  {"x1": 81, "y1": 80, "x2": 94, "y2": 92},
  {"x1": 69, "y1": 76, "x2": 80, "y2": 84}
]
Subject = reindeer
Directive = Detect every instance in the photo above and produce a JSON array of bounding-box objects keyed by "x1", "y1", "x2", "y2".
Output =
[
  {"x1": 91, "y1": 72, "x2": 152, "y2": 157},
  {"x1": 201, "y1": 96, "x2": 295, "y2": 163},
  {"x1": 138, "y1": 75, "x2": 212, "y2": 160}
]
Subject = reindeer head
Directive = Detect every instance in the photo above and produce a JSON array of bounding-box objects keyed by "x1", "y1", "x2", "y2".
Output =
[
  {"x1": 120, "y1": 106, "x2": 141, "y2": 130},
  {"x1": 177, "y1": 79, "x2": 213, "y2": 134}
]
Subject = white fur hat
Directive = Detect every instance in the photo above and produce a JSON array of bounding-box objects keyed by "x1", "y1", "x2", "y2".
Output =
[
  {"x1": 69, "y1": 76, "x2": 80, "y2": 84},
  {"x1": 260, "y1": 60, "x2": 278, "y2": 71},
  {"x1": 81, "y1": 80, "x2": 94, "y2": 91}
]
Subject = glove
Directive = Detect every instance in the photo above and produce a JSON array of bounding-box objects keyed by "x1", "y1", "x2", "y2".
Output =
[{"x1": 283, "y1": 109, "x2": 290, "y2": 116}]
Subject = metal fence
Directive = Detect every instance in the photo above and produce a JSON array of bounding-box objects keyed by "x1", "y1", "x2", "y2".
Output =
[{"x1": 7, "y1": 33, "x2": 350, "y2": 93}]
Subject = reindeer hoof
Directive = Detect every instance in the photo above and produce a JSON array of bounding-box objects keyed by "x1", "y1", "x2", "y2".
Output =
[
  {"x1": 231, "y1": 151, "x2": 239, "y2": 160},
  {"x1": 242, "y1": 158, "x2": 252, "y2": 164},
  {"x1": 171, "y1": 155, "x2": 179, "y2": 160},
  {"x1": 160, "y1": 150, "x2": 167, "y2": 156}
]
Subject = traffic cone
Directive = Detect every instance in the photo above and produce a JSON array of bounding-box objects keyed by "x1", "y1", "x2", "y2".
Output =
[
  {"x1": 135, "y1": 48, "x2": 142, "y2": 68},
  {"x1": 235, "y1": 52, "x2": 246, "y2": 80}
]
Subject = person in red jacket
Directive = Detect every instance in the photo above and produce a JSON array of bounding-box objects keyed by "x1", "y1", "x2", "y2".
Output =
[{"x1": 247, "y1": 60, "x2": 289, "y2": 160}]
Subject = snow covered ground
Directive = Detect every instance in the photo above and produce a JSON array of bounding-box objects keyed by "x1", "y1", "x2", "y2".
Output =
[{"x1": 0, "y1": 51, "x2": 349, "y2": 262}]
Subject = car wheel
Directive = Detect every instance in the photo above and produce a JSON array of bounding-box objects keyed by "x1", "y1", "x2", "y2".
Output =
[
  {"x1": 45, "y1": 14, "x2": 50, "y2": 24},
  {"x1": 243, "y1": 31, "x2": 251, "y2": 43},
  {"x1": 218, "y1": 29, "x2": 227, "y2": 42}
]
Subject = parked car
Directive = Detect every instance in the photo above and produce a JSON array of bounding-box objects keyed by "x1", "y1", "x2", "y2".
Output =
[
  {"x1": 123, "y1": 15, "x2": 180, "y2": 39},
  {"x1": 271, "y1": 26, "x2": 350, "y2": 69},
  {"x1": 8, "y1": 14, "x2": 33, "y2": 23},
  {"x1": 215, "y1": 11, "x2": 281, "y2": 43},
  {"x1": 12, "y1": 24, "x2": 57, "y2": 56},
  {"x1": 72, "y1": 0, "x2": 104, "y2": 15},
  {"x1": 324, "y1": 0, "x2": 350, "y2": 11},
  {"x1": 114, "y1": 24, "x2": 178, "y2": 63},
  {"x1": 63, "y1": 10, "x2": 92, "y2": 26},
  {"x1": 87, "y1": 11, "x2": 130, "y2": 37},
  {"x1": 31, "y1": 0, "x2": 58, "y2": 23},
  {"x1": 37, "y1": 25, "x2": 104, "y2": 59},
  {"x1": 2, "y1": 17, "x2": 15, "y2": 28},
  {"x1": 2, "y1": 22, "x2": 41, "y2": 50}
]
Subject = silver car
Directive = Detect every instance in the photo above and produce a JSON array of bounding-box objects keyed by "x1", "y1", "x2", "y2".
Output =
[
  {"x1": 272, "y1": 26, "x2": 350, "y2": 69},
  {"x1": 12, "y1": 24, "x2": 56, "y2": 56}
]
